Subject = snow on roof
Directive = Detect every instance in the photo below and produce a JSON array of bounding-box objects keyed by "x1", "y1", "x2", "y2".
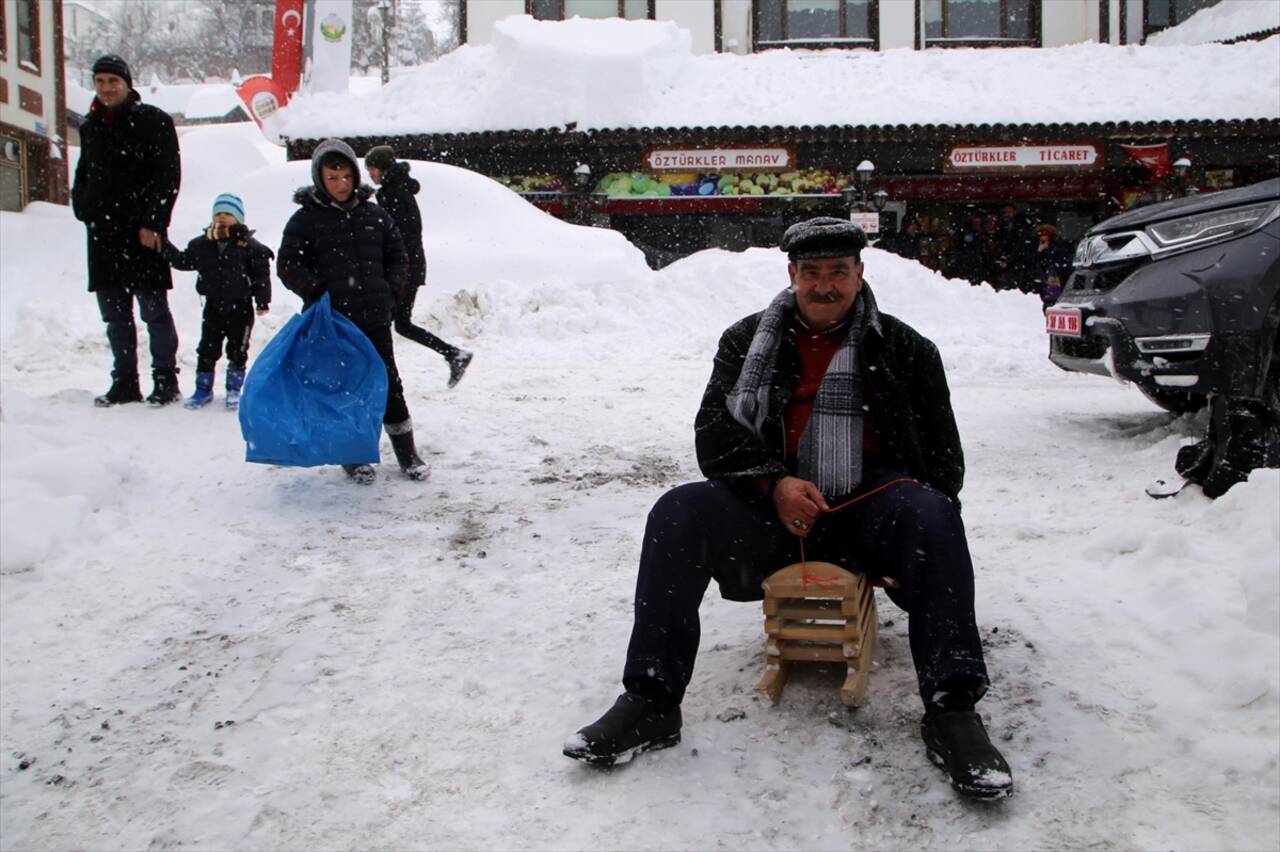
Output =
[
  {"x1": 1145, "y1": 0, "x2": 1280, "y2": 46},
  {"x1": 278, "y1": 14, "x2": 1280, "y2": 140}
]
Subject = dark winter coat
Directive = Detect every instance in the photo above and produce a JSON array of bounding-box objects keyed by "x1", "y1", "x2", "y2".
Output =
[
  {"x1": 1033, "y1": 237, "x2": 1075, "y2": 305},
  {"x1": 694, "y1": 282, "x2": 965, "y2": 502},
  {"x1": 277, "y1": 184, "x2": 407, "y2": 328},
  {"x1": 71, "y1": 90, "x2": 181, "y2": 292},
  {"x1": 375, "y1": 161, "x2": 426, "y2": 290},
  {"x1": 165, "y1": 225, "x2": 274, "y2": 309}
]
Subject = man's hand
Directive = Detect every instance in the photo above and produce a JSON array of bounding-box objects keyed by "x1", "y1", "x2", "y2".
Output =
[
  {"x1": 772, "y1": 475, "x2": 829, "y2": 538},
  {"x1": 138, "y1": 227, "x2": 162, "y2": 251},
  {"x1": 256, "y1": 306, "x2": 269, "y2": 316}
]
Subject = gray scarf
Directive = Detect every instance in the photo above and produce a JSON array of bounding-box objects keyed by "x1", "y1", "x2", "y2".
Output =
[{"x1": 726, "y1": 288, "x2": 867, "y2": 497}]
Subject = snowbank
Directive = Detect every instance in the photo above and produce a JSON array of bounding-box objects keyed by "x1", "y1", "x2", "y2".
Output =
[{"x1": 279, "y1": 16, "x2": 1280, "y2": 138}]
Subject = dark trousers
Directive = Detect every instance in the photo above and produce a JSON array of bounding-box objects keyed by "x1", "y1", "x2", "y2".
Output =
[
  {"x1": 358, "y1": 322, "x2": 410, "y2": 426},
  {"x1": 393, "y1": 286, "x2": 457, "y2": 360},
  {"x1": 96, "y1": 290, "x2": 178, "y2": 377},
  {"x1": 196, "y1": 301, "x2": 254, "y2": 373},
  {"x1": 622, "y1": 474, "x2": 989, "y2": 708}
]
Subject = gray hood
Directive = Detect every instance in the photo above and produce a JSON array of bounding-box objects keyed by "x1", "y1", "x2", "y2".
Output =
[{"x1": 309, "y1": 138, "x2": 360, "y2": 195}]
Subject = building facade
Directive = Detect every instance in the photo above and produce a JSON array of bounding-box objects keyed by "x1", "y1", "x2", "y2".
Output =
[
  {"x1": 0, "y1": 0, "x2": 69, "y2": 212},
  {"x1": 461, "y1": 0, "x2": 1272, "y2": 55}
]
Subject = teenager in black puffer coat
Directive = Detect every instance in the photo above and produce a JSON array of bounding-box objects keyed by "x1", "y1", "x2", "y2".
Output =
[
  {"x1": 277, "y1": 138, "x2": 428, "y2": 485},
  {"x1": 365, "y1": 146, "x2": 473, "y2": 388},
  {"x1": 164, "y1": 192, "x2": 273, "y2": 410}
]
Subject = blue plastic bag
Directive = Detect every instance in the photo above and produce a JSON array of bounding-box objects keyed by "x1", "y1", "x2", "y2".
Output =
[{"x1": 238, "y1": 293, "x2": 388, "y2": 467}]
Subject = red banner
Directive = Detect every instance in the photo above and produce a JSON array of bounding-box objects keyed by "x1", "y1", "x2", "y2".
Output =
[
  {"x1": 1120, "y1": 142, "x2": 1174, "y2": 179},
  {"x1": 271, "y1": 0, "x2": 306, "y2": 96}
]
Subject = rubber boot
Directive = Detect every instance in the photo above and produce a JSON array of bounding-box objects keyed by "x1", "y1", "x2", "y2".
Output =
[
  {"x1": 225, "y1": 367, "x2": 246, "y2": 411},
  {"x1": 94, "y1": 372, "x2": 143, "y2": 407},
  {"x1": 185, "y1": 371, "x2": 214, "y2": 409},
  {"x1": 146, "y1": 369, "x2": 182, "y2": 407},
  {"x1": 447, "y1": 350, "x2": 473, "y2": 389},
  {"x1": 342, "y1": 464, "x2": 377, "y2": 485},
  {"x1": 387, "y1": 419, "x2": 430, "y2": 481}
]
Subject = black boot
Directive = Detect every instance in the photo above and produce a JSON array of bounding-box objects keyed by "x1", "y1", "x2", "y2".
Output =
[
  {"x1": 921, "y1": 707, "x2": 1013, "y2": 800},
  {"x1": 146, "y1": 369, "x2": 182, "y2": 407},
  {"x1": 562, "y1": 692, "x2": 682, "y2": 767},
  {"x1": 386, "y1": 420, "x2": 430, "y2": 481},
  {"x1": 342, "y1": 464, "x2": 376, "y2": 485},
  {"x1": 446, "y1": 350, "x2": 473, "y2": 389},
  {"x1": 94, "y1": 373, "x2": 143, "y2": 407}
]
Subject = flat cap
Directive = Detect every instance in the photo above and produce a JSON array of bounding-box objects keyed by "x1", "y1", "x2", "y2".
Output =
[{"x1": 780, "y1": 216, "x2": 867, "y2": 260}]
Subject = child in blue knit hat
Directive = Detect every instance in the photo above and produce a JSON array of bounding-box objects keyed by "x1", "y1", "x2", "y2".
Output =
[{"x1": 163, "y1": 192, "x2": 274, "y2": 409}]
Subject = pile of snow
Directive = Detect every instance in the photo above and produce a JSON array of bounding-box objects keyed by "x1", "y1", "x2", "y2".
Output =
[
  {"x1": 66, "y1": 79, "x2": 248, "y2": 121},
  {"x1": 1146, "y1": 0, "x2": 1280, "y2": 46},
  {"x1": 1, "y1": 122, "x2": 1277, "y2": 850},
  {"x1": 279, "y1": 15, "x2": 1280, "y2": 138}
]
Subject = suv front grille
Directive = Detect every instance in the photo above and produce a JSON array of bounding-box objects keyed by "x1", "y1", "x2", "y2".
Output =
[{"x1": 1064, "y1": 257, "x2": 1146, "y2": 294}]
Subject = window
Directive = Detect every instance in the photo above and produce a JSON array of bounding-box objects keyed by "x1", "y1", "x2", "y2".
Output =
[
  {"x1": 1144, "y1": 0, "x2": 1221, "y2": 40},
  {"x1": 528, "y1": 0, "x2": 655, "y2": 20},
  {"x1": 754, "y1": 1, "x2": 879, "y2": 50},
  {"x1": 920, "y1": 0, "x2": 1040, "y2": 48},
  {"x1": 16, "y1": 0, "x2": 40, "y2": 73}
]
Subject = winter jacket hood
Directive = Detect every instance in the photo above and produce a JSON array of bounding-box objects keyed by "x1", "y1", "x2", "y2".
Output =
[
  {"x1": 380, "y1": 161, "x2": 420, "y2": 195},
  {"x1": 309, "y1": 138, "x2": 361, "y2": 197}
]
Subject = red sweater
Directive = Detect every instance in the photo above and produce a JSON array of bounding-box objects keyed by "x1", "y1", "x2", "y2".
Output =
[{"x1": 784, "y1": 324, "x2": 881, "y2": 460}]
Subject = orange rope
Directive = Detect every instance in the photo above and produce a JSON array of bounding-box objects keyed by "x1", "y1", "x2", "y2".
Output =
[{"x1": 798, "y1": 476, "x2": 914, "y2": 590}]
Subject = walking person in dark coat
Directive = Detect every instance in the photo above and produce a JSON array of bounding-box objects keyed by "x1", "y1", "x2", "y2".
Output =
[
  {"x1": 72, "y1": 54, "x2": 183, "y2": 407},
  {"x1": 364, "y1": 146, "x2": 473, "y2": 388},
  {"x1": 163, "y1": 192, "x2": 273, "y2": 410},
  {"x1": 563, "y1": 217, "x2": 1013, "y2": 800},
  {"x1": 277, "y1": 138, "x2": 429, "y2": 484}
]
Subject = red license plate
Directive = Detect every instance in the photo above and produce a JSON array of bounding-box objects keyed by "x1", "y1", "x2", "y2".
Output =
[{"x1": 1046, "y1": 307, "x2": 1082, "y2": 337}]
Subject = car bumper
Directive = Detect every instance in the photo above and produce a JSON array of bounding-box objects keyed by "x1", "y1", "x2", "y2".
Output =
[{"x1": 1048, "y1": 226, "x2": 1279, "y2": 398}]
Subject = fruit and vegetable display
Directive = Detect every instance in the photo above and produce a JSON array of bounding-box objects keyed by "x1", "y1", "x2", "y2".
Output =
[
  {"x1": 597, "y1": 169, "x2": 851, "y2": 197},
  {"x1": 494, "y1": 174, "x2": 564, "y2": 193},
  {"x1": 496, "y1": 170, "x2": 852, "y2": 199}
]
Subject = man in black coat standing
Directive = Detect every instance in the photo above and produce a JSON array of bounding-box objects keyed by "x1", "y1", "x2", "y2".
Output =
[
  {"x1": 277, "y1": 138, "x2": 428, "y2": 485},
  {"x1": 365, "y1": 146, "x2": 472, "y2": 388},
  {"x1": 563, "y1": 217, "x2": 1013, "y2": 800},
  {"x1": 72, "y1": 54, "x2": 183, "y2": 407}
]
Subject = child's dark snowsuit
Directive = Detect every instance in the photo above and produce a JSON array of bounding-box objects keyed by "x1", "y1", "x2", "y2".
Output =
[{"x1": 166, "y1": 224, "x2": 273, "y2": 373}]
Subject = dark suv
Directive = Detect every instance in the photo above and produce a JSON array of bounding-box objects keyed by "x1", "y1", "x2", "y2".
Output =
[{"x1": 1047, "y1": 177, "x2": 1280, "y2": 416}]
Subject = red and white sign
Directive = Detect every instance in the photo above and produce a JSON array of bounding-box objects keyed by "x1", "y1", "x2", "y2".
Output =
[
  {"x1": 947, "y1": 144, "x2": 1100, "y2": 171},
  {"x1": 1045, "y1": 307, "x2": 1083, "y2": 337},
  {"x1": 849, "y1": 211, "x2": 880, "y2": 235},
  {"x1": 645, "y1": 147, "x2": 793, "y2": 172}
]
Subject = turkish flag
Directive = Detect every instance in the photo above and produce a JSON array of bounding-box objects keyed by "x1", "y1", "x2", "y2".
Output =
[
  {"x1": 1120, "y1": 143, "x2": 1174, "y2": 179},
  {"x1": 272, "y1": 0, "x2": 306, "y2": 96}
]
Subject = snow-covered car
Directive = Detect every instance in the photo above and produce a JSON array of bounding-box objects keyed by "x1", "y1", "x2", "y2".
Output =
[{"x1": 1046, "y1": 177, "x2": 1280, "y2": 415}]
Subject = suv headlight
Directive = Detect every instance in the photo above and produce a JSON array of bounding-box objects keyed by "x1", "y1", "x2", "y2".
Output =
[{"x1": 1145, "y1": 201, "x2": 1280, "y2": 255}]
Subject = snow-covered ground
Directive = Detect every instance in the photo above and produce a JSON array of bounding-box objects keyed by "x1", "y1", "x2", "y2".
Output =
[{"x1": 1, "y1": 119, "x2": 1276, "y2": 850}]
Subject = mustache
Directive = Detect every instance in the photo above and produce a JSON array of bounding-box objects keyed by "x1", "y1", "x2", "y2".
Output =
[{"x1": 802, "y1": 290, "x2": 844, "y2": 303}]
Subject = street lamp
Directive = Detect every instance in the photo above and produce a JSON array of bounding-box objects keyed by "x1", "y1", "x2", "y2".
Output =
[
  {"x1": 1172, "y1": 156, "x2": 1191, "y2": 197},
  {"x1": 842, "y1": 160, "x2": 877, "y2": 214},
  {"x1": 872, "y1": 188, "x2": 889, "y2": 212}
]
